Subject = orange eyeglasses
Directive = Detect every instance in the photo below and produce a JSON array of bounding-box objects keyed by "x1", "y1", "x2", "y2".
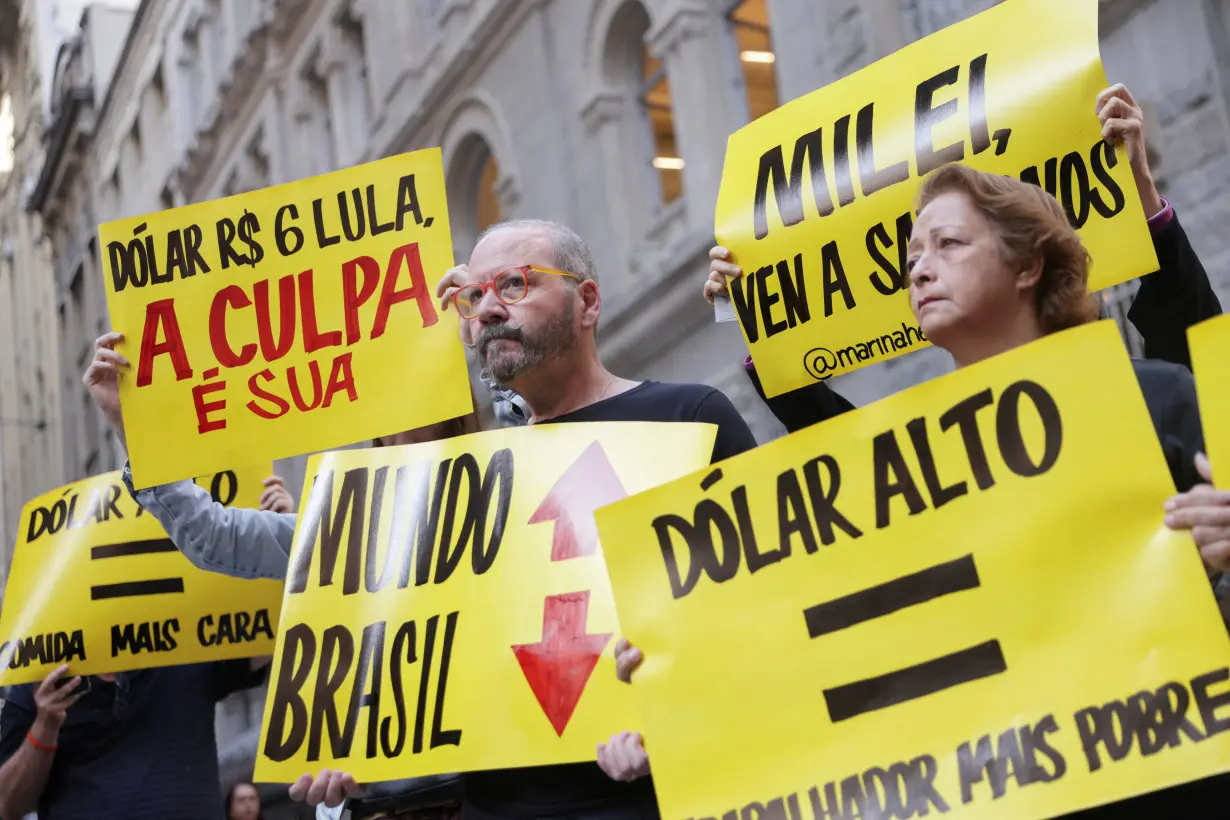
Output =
[{"x1": 451, "y1": 265, "x2": 579, "y2": 319}]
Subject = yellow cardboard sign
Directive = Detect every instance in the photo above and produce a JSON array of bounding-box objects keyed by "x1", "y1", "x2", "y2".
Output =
[
  {"x1": 597, "y1": 321, "x2": 1230, "y2": 820},
  {"x1": 715, "y1": 0, "x2": 1157, "y2": 397},
  {"x1": 0, "y1": 466, "x2": 284, "y2": 685},
  {"x1": 253, "y1": 422, "x2": 715, "y2": 782},
  {"x1": 1190, "y1": 314, "x2": 1230, "y2": 488},
  {"x1": 100, "y1": 149, "x2": 473, "y2": 489}
]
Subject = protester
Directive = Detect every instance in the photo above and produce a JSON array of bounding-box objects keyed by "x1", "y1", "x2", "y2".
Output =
[
  {"x1": 435, "y1": 218, "x2": 756, "y2": 819},
  {"x1": 82, "y1": 355, "x2": 485, "y2": 818},
  {"x1": 81, "y1": 339, "x2": 483, "y2": 583},
  {"x1": 226, "y1": 780, "x2": 266, "y2": 820},
  {"x1": 84, "y1": 217, "x2": 756, "y2": 818},
  {"x1": 441, "y1": 219, "x2": 755, "y2": 460},
  {"x1": 0, "y1": 659, "x2": 269, "y2": 819},
  {"x1": 609, "y1": 163, "x2": 1227, "y2": 816},
  {"x1": 705, "y1": 83, "x2": 1222, "y2": 436}
]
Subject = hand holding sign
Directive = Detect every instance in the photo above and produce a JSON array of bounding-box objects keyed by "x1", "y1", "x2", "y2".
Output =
[
  {"x1": 289, "y1": 770, "x2": 363, "y2": 810},
  {"x1": 32, "y1": 665, "x2": 84, "y2": 743},
  {"x1": 1095, "y1": 83, "x2": 1162, "y2": 217},
  {"x1": 82, "y1": 331, "x2": 129, "y2": 448},
  {"x1": 259, "y1": 476, "x2": 296, "y2": 513},
  {"x1": 596, "y1": 731, "x2": 650, "y2": 783},
  {"x1": 704, "y1": 246, "x2": 742, "y2": 305},
  {"x1": 1164, "y1": 455, "x2": 1230, "y2": 573}
]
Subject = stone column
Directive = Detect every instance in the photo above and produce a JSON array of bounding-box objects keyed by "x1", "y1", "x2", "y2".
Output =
[
  {"x1": 764, "y1": 0, "x2": 832, "y2": 103},
  {"x1": 646, "y1": 2, "x2": 747, "y2": 233},
  {"x1": 580, "y1": 91, "x2": 638, "y2": 276},
  {"x1": 319, "y1": 32, "x2": 369, "y2": 167}
]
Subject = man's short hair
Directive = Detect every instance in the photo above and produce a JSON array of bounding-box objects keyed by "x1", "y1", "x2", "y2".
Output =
[{"x1": 476, "y1": 219, "x2": 597, "y2": 284}]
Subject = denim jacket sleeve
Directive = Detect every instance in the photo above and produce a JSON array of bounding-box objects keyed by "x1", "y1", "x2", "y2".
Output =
[{"x1": 120, "y1": 461, "x2": 296, "y2": 581}]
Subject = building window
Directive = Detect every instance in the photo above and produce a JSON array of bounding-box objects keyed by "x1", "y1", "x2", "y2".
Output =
[
  {"x1": 476, "y1": 153, "x2": 502, "y2": 233},
  {"x1": 0, "y1": 94, "x2": 13, "y2": 173},
  {"x1": 640, "y1": 48, "x2": 681, "y2": 205},
  {"x1": 337, "y1": 2, "x2": 373, "y2": 122},
  {"x1": 302, "y1": 57, "x2": 337, "y2": 175},
  {"x1": 728, "y1": 0, "x2": 779, "y2": 122},
  {"x1": 447, "y1": 135, "x2": 503, "y2": 261}
]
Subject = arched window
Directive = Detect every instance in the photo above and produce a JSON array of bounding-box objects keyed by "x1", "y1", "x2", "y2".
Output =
[
  {"x1": 0, "y1": 94, "x2": 13, "y2": 173},
  {"x1": 591, "y1": 0, "x2": 683, "y2": 234},
  {"x1": 448, "y1": 134, "x2": 503, "y2": 262},
  {"x1": 727, "y1": 0, "x2": 779, "y2": 122},
  {"x1": 476, "y1": 152, "x2": 502, "y2": 234},
  {"x1": 641, "y1": 46, "x2": 681, "y2": 205}
]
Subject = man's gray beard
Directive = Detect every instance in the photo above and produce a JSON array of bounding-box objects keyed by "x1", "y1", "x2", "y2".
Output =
[{"x1": 478, "y1": 302, "x2": 576, "y2": 385}]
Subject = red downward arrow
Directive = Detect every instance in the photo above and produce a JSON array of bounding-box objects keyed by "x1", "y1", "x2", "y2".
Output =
[
  {"x1": 528, "y1": 441, "x2": 628, "y2": 561},
  {"x1": 512, "y1": 591, "x2": 613, "y2": 736}
]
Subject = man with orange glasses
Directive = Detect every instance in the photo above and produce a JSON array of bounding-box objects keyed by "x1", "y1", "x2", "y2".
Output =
[
  {"x1": 423, "y1": 219, "x2": 755, "y2": 819},
  {"x1": 439, "y1": 218, "x2": 756, "y2": 465}
]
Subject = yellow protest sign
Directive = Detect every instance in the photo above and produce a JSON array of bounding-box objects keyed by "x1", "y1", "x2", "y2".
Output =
[
  {"x1": 1190, "y1": 314, "x2": 1230, "y2": 488},
  {"x1": 100, "y1": 149, "x2": 473, "y2": 489},
  {"x1": 597, "y1": 321, "x2": 1230, "y2": 820},
  {"x1": 252, "y1": 422, "x2": 715, "y2": 782},
  {"x1": 715, "y1": 0, "x2": 1157, "y2": 397},
  {"x1": 0, "y1": 466, "x2": 284, "y2": 685}
]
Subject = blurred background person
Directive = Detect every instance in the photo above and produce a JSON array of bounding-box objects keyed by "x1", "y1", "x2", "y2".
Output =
[{"x1": 227, "y1": 780, "x2": 266, "y2": 820}]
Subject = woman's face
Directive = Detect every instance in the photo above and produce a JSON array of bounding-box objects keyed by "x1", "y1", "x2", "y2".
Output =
[
  {"x1": 228, "y1": 784, "x2": 261, "y2": 820},
  {"x1": 907, "y1": 191, "x2": 1022, "y2": 350}
]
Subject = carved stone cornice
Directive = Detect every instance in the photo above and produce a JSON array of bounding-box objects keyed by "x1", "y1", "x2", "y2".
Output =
[
  {"x1": 439, "y1": 0, "x2": 476, "y2": 30},
  {"x1": 270, "y1": 0, "x2": 312, "y2": 40},
  {"x1": 644, "y1": 2, "x2": 710, "y2": 59},
  {"x1": 176, "y1": 8, "x2": 274, "y2": 197},
  {"x1": 579, "y1": 90, "x2": 623, "y2": 134}
]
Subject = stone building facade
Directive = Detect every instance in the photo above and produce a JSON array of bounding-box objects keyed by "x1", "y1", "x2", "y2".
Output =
[
  {"x1": 0, "y1": 0, "x2": 69, "y2": 595},
  {"x1": 3, "y1": 0, "x2": 1230, "y2": 802}
]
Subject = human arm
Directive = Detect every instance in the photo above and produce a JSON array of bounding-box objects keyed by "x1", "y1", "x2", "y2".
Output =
[
  {"x1": 1095, "y1": 84, "x2": 1223, "y2": 369},
  {"x1": 85, "y1": 332, "x2": 297, "y2": 581},
  {"x1": 0, "y1": 668, "x2": 82, "y2": 818},
  {"x1": 597, "y1": 638, "x2": 650, "y2": 782},
  {"x1": 120, "y1": 463, "x2": 297, "y2": 581},
  {"x1": 743, "y1": 356, "x2": 857, "y2": 434},
  {"x1": 1129, "y1": 208, "x2": 1222, "y2": 370}
]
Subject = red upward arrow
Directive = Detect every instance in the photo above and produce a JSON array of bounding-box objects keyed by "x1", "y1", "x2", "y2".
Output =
[
  {"x1": 512, "y1": 591, "x2": 613, "y2": 736},
  {"x1": 528, "y1": 441, "x2": 628, "y2": 562}
]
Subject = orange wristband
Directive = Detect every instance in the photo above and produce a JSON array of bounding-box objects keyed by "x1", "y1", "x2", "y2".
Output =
[{"x1": 26, "y1": 731, "x2": 56, "y2": 753}]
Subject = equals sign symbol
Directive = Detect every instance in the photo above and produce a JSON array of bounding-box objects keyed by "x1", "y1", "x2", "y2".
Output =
[
  {"x1": 89, "y1": 538, "x2": 185, "y2": 600},
  {"x1": 804, "y1": 553, "x2": 1007, "y2": 723}
]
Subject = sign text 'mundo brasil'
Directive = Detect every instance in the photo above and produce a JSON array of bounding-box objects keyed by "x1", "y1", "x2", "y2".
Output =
[
  {"x1": 253, "y1": 423, "x2": 715, "y2": 783},
  {"x1": 597, "y1": 321, "x2": 1230, "y2": 820},
  {"x1": 714, "y1": 0, "x2": 1158, "y2": 396},
  {"x1": 0, "y1": 465, "x2": 283, "y2": 685},
  {"x1": 101, "y1": 148, "x2": 473, "y2": 489}
]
